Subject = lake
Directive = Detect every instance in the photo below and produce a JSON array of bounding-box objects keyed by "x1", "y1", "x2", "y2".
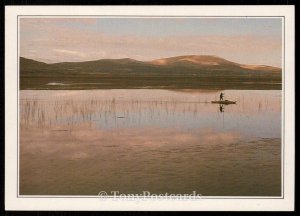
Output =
[{"x1": 19, "y1": 89, "x2": 281, "y2": 196}]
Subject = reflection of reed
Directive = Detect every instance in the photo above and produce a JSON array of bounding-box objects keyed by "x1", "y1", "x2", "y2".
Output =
[
  {"x1": 20, "y1": 90, "x2": 281, "y2": 129},
  {"x1": 20, "y1": 99, "x2": 206, "y2": 128}
]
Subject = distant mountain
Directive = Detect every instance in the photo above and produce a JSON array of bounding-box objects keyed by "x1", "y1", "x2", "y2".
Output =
[
  {"x1": 151, "y1": 55, "x2": 238, "y2": 66},
  {"x1": 239, "y1": 64, "x2": 281, "y2": 72},
  {"x1": 150, "y1": 55, "x2": 281, "y2": 72},
  {"x1": 20, "y1": 55, "x2": 282, "y2": 90}
]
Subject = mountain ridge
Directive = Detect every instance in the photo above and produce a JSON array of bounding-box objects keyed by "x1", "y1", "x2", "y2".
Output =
[
  {"x1": 20, "y1": 55, "x2": 281, "y2": 72},
  {"x1": 19, "y1": 55, "x2": 282, "y2": 90}
]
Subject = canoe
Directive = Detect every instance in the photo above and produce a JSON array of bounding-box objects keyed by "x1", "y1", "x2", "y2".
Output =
[{"x1": 211, "y1": 100, "x2": 236, "y2": 105}]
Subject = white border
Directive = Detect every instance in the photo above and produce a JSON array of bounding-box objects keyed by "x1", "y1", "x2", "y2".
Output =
[{"x1": 5, "y1": 6, "x2": 295, "y2": 211}]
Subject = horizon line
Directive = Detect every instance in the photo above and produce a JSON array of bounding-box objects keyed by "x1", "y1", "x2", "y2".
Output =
[{"x1": 19, "y1": 55, "x2": 282, "y2": 68}]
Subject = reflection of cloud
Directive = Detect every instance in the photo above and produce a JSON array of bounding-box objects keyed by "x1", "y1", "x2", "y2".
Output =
[
  {"x1": 21, "y1": 124, "x2": 241, "y2": 161},
  {"x1": 20, "y1": 119, "x2": 281, "y2": 196},
  {"x1": 199, "y1": 129, "x2": 240, "y2": 145},
  {"x1": 20, "y1": 18, "x2": 281, "y2": 66}
]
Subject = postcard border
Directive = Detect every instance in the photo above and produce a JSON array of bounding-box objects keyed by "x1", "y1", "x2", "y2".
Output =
[{"x1": 5, "y1": 6, "x2": 295, "y2": 211}]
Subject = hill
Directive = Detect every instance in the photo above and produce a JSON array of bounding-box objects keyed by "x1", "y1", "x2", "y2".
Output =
[{"x1": 20, "y1": 55, "x2": 282, "y2": 90}]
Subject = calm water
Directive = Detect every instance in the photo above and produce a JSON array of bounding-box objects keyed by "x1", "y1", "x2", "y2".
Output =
[{"x1": 19, "y1": 89, "x2": 281, "y2": 196}]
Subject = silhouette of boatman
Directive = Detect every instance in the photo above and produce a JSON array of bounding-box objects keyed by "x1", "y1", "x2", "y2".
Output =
[{"x1": 219, "y1": 92, "x2": 224, "y2": 101}]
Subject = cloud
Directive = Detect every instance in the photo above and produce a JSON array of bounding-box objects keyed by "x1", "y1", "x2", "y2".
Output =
[
  {"x1": 20, "y1": 18, "x2": 282, "y2": 66},
  {"x1": 20, "y1": 18, "x2": 97, "y2": 26},
  {"x1": 53, "y1": 49, "x2": 86, "y2": 57}
]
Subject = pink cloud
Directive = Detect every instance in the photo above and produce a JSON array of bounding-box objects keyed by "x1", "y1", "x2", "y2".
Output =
[
  {"x1": 20, "y1": 18, "x2": 97, "y2": 26},
  {"x1": 20, "y1": 18, "x2": 282, "y2": 67}
]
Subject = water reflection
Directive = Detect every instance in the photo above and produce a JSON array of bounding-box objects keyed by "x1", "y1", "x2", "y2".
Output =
[
  {"x1": 20, "y1": 89, "x2": 281, "y2": 138},
  {"x1": 219, "y1": 104, "x2": 224, "y2": 112},
  {"x1": 19, "y1": 89, "x2": 281, "y2": 196}
]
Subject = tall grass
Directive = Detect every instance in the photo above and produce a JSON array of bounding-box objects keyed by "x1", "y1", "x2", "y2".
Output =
[{"x1": 19, "y1": 90, "x2": 281, "y2": 129}]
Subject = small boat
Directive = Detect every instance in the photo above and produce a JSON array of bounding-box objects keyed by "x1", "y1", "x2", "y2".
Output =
[{"x1": 211, "y1": 100, "x2": 236, "y2": 105}]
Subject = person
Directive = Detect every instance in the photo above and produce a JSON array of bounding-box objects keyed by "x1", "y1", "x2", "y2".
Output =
[{"x1": 220, "y1": 92, "x2": 224, "y2": 101}]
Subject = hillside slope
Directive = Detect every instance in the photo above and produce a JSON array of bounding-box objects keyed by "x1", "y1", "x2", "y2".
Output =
[{"x1": 20, "y1": 55, "x2": 282, "y2": 90}]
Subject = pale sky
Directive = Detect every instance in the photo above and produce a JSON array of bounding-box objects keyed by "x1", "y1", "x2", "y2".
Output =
[{"x1": 20, "y1": 18, "x2": 282, "y2": 67}]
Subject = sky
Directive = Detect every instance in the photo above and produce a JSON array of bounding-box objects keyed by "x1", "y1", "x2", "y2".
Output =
[{"x1": 20, "y1": 18, "x2": 282, "y2": 67}]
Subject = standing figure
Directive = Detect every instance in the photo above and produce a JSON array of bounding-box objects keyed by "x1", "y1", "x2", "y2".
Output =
[{"x1": 220, "y1": 92, "x2": 224, "y2": 101}]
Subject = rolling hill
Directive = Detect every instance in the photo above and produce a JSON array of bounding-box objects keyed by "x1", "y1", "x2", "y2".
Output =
[{"x1": 20, "y1": 55, "x2": 282, "y2": 90}]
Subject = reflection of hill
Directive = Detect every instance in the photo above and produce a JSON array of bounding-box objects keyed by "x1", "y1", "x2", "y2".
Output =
[{"x1": 20, "y1": 55, "x2": 282, "y2": 90}]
